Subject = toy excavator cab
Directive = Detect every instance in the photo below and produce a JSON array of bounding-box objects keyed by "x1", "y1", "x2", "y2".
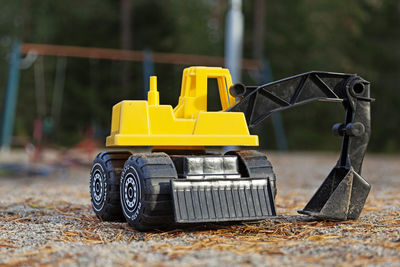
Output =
[{"x1": 173, "y1": 66, "x2": 237, "y2": 119}]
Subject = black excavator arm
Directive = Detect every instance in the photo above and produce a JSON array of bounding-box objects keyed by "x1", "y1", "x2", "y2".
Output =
[{"x1": 227, "y1": 71, "x2": 373, "y2": 221}]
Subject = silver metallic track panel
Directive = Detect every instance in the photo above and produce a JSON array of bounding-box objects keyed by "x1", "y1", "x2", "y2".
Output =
[{"x1": 171, "y1": 179, "x2": 276, "y2": 223}]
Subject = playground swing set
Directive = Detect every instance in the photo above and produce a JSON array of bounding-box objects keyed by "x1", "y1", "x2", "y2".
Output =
[{"x1": 0, "y1": 42, "x2": 281, "y2": 170}]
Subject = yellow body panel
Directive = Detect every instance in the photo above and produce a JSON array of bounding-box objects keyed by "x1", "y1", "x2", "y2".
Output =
[{"x1": 106, "y1": 67, "x2": 258, "y2": 147}]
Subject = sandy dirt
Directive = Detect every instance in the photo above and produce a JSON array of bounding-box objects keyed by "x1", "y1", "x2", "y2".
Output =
[{"x1": 0, "y1": 151, "x2": 399, "y2": 266}]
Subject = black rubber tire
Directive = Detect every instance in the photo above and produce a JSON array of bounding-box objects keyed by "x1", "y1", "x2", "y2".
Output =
[
  {"x1": 120, "y1": 152, "x2": 177, "y2": 231},
  {"x1": 90, "y1": 151, "x2": 131, "y2": 221},
  {"x1": 226, "y1": 150, "x2": 277, "y2": 199}
]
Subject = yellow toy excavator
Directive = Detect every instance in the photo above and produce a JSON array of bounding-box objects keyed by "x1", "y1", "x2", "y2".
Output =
[
  {"x1": 90, "y1": 66, "x2": 372, "y2": 231},
  {"x1": 106, "y1": 67, "x2": 256, "y2": 147}
]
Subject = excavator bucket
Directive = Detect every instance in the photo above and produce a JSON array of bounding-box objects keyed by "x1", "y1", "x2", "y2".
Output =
[
  {"x1": 298, "y1": 166, "x2": 370, "y2": 220},
  {"x1": 228, "y1": 71, "x2": 373, "y2": 221}
]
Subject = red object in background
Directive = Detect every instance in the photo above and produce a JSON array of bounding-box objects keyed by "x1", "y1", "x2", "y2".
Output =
[
  {"x1": 33, "y1": 118, "x2": 43, "y2": 143},
  {"x1": 30, "y1": 118, "x2": 44, "y2": 162}
]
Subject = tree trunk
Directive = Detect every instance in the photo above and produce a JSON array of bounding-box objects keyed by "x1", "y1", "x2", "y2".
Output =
[
  {"x1": 253, "y1": 0, "x2": 265, "y2": 60},
  {"x1": 120, "y1": 0, "x2": 133, "y2": 95}
]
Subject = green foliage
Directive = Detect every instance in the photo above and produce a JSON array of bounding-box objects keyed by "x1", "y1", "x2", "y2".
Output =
[
  {"x1": 0, "y1": 0, "x2": 399, "y2": 152},
  {"x1": 244, "y1": 0, "x2": 400, "y2": 152}
]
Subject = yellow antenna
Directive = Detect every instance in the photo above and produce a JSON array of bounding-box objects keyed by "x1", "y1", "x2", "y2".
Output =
[{"x1": 147, "y1": 76, "x2": 159, "y2": 105}]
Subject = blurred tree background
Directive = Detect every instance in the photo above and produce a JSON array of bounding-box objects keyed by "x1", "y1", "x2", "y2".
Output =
[{"x1": 0, "y1": 0, "x2": 399, "y2": 152}]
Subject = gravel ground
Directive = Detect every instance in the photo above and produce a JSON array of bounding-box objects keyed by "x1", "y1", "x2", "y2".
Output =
[{"x1": 0, "y1": 151, "x2": 399, "y2": 266}]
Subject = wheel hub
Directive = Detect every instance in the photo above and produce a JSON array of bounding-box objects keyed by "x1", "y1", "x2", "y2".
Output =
[
  {"x1": 92, "y1": 170, "x2": 103, "y2": 204},
  {"x1": 124, "y1": 175, "x2": 138, "y2": 211}
]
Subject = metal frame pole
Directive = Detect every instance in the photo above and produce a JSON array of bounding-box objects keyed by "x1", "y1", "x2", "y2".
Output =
[
  {"x1": 1, "y1": 41, "x2": 22, "y2": 151},
  {"x1": 261, "y1": 60, "x2": 288, "y2": 151},
  {"x1": 225, "y1": 0, "x2": 244, "y2": 83},
  {"x1": 143, "y1": 49, "x2": 154, "y2": 98}
]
